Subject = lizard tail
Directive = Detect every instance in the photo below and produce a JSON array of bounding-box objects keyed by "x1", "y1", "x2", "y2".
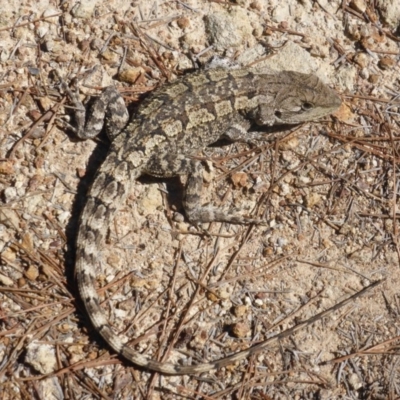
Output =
[{"x1": 75, "y1": 152, "x2": 220, "y2": 374}]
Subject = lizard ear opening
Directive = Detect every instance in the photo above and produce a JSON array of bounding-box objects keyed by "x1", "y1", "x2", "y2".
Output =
[
  {"x1": 249, "y1": 104, "x2": 277, "y2": 126},
  {"x1": 274, "y1": 110, "x2": 282, "y2": 119}
]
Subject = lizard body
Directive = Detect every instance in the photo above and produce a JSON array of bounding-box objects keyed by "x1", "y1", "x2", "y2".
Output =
[{"x1": 73, "y1": 67, "x2": 341, "y2": 374}]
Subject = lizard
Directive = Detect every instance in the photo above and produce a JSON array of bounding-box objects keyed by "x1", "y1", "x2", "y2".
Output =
[{"x1": 69, "y1": 66, "x2": 342, "y2": 374}]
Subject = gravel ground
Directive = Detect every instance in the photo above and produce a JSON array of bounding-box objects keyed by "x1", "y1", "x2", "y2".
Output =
[{"x1": 1, "y1": 0, "x2": 400, "y2": 399}]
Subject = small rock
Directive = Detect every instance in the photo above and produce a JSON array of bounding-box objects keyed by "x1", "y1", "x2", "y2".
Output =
[
  {"x1": 130, "y1": 276, "x2": 149, "y2": 288},
  {"x1": 375, "y1": 0, "x2": 400, "y2": 29},
  {"x1": 271, "y1": 3, "x2": 290, "y2": 23},
  {"x1": 25, "y1": 342, "x2": 57, "y2": 374},
  {"x1": 262, "y1": 246, "x2": 274, "y2": 256},
  {"x1": 217, "y1": 286, "x2": 231, "y2": 300},
  {"x1": 368, "y1": 74, "x2": 379, "y2": 84},
  {"x1": 345, "y1": 24, "x2": 361, "y2": 41},
  {"x1": 181, "y1": 30, "x2": 205, "y2": 53},
  {"x1": 359, "y1": 67, "x2": 369, "y2": 79},
  {"x1": 176, "y1": 17, "x2": 190, "y2": 29},
  {"x1": 254, "y1": 298, "x2": 263, "y2": 307},
  {"x1": 254, "y1": 41, "x2": 315, "y2": 76},
  {"x1": 3, "y1": 187, "x2": 18, "y2": 203},
  {"x1": 250, "y1": 1, "x2": 263, "y2": 11},
  {"x1": 36, "y1": 25, "x2": 48, "y2": 38},
  {"x1": 348, "y1": 372, "x2": 362, "y2": 390},
  {"x1": 333, "y1": 103, "x2": 354, "y2": 123},
  {"x1": 71, "y1": 0, "x2": 99, "y2": 19},
  {"x1": 353, "y1": 52, "x2": 369, "y2": 68},
  {"x1": 0, "y1": 48, "x2": 9, "y2": 62},
  {"x1": 190, "y1": 329, "x2": 208, "y2": 348},
  {"x1": 280, "y1": 136, "x2": 299, "y2": 151},
  {"x1": 25, "y1": 265, "x2": 39, "y2": 281},
  {"x1": 0, "y1": 161, "x2": 15, "y2": 175},
  {"x1": 107, "y1": 254, "x2": 121, "y2": 268},
  {"x1": 173, "y1": 212, "x2": 185, "y2": 223},
  {"x1": 207, "y1": 292, "x2": 219, "y2": 302},
  {"x1": 233, "y1": 305, "x2": 248, "y2": 317},
  {"x1": 137, "y1": 184, "x2": 163, "y2": 214},
  {"x1": 0, "y1": 209, "x2": 20, "y2": 228},
  {"x1": 118, "y1": 68, "x2": 144, "y2": 84},
  {"x1": 65, "y1": 30, "x2": 77, "y2": 44},
  {"x1": 0, "y1": 273, "x2": 13, "y2": 286},
  {"x1": 205, "y1": 8, "x2": 253, "y2": 50},
  {"x1": 100, "y1": 49, "x2": 118, "y2": 62},
  {"x1": 305, "y1": 192, "x2": 322, "y2": 208},
  {"x1": 43, "y1": 8, "x2": 60, "y2": 19},
  {"x1": 231, "y1": 322, "x2": 251, "y2": 338},
  {"x1": 56, "y1": 53, "x2": 70, "y2": 63},
  {"x1": 18, "y1": 277, "x2": 26, "y2": 287},
  {"x1": 349, "y1": 0, "x2": 367, "y2": 13},
  {"x1": 78, "y1": 39, "x2": 90, "y2": 52},
  {"x1": 90, "y1": 38, "x2": 102, "y2": 51},
  {"x1": 231, "y1": 172, "x2": 249, "y2": 188},
  {"x1": 43, "y1": 38, "x2": 55, "y2": 52},
  {"x1": 378, "y1": 57, "x2": 395, "y2": 70},
  {"x1": 57, "y1": 211, "x2": 70, "y2": 225}
]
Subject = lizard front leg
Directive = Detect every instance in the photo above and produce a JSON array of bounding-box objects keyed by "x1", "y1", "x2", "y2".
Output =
[{"x1": 63, "y1": 83, "x2": 129, "y2": 141}]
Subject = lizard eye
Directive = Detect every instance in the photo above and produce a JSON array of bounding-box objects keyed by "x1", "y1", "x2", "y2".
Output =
[{"x1": 302, "y1": 102, "x2": 314, "y2": 111}]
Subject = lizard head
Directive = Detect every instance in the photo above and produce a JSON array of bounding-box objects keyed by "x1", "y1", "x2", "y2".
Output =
[{"x1": 254, "y1": 71, "x2": 342, "y2": 126}]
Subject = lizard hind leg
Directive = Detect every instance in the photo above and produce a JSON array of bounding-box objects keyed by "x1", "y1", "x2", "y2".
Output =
[
  {"x1": 145, "y1": 152, "x2": 266, "y2": 225},
  {"x1": 184, "y1": 160, "x2": 266, "y2": 225}
]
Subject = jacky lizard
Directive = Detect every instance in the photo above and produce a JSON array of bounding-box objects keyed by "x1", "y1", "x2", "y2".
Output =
[{"x1": 71, "y1": 67, "x2": 341, "y2": 374}]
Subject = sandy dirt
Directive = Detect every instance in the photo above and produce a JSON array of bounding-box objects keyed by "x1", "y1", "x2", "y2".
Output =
[{"x1": 0, "y1": 0, "x2": 400, "y2": 399}]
